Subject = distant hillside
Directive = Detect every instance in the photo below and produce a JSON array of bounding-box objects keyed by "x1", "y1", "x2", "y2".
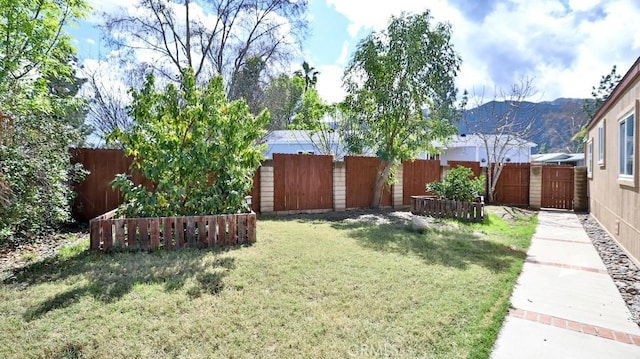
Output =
[{"x1": 458, "y1": 98, "x2": 589, "y2": 153}]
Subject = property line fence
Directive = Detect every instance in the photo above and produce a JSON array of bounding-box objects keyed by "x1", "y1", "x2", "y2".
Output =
[
  {"x1": 89, "y1": 210, "x2": 256, "y2": 252},
  {"x1": 410, "y1": 196, "x2": 484, "y2": 222}
]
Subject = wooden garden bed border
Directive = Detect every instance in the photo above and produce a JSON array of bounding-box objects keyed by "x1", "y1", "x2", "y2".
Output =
[
  {"x1": 89, "y1": 210, "x2": 256, "y2": 252},
  {"x1": 410, "y1": 195, "x2": 484, "y2": 222}
]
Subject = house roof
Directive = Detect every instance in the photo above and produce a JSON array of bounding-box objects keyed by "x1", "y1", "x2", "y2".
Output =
[
  {"x1": 532, "y1": 152, "x2": 584, "y2": 163},
  {"x1": 587, "y1": 56, "x2": 640, "y2": 130},
  {"x1": 445, "y1": 134, "x2": 537, "y2": 148}
]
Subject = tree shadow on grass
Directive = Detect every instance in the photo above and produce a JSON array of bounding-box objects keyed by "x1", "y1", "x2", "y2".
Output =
[
  {"x1": 327, "y1": 215, "x2": 528, "y2": 273},
  {"x1": 3, "y1": 246, "x2": 239, "y2": 321}
]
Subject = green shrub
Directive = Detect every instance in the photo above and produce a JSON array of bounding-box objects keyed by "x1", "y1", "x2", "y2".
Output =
[
  {"x1": 110, "y1": 68, "x2": 268, "y2": 218},
  {"x1": 427, "y1": 166, "x2": 485, "y2": 202}
]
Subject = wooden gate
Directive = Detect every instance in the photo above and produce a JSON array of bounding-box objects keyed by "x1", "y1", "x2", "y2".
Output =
[
  {"x1": 273, "y1": 154, "x2": 333, "y2": 211},
  {"x1": 541, "y1": 166, "x2": 574, "y2": 210},
  {"x1": 402, "y1": 159, "x2": 441, "y2": 205}
]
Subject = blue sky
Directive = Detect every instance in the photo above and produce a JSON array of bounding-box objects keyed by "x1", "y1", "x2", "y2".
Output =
[{"x1": 70, "y1": 0, "x2": 640, "y2": 104}]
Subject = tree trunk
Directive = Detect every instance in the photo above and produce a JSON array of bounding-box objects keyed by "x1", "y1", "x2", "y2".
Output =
[{"x1": 371, "y1": 160, "x2": 394, "y2": 209}]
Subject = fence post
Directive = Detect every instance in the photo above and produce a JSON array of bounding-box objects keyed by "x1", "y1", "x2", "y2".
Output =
[
  {"x1": 393, "y1": 162, "x2": 404, "y2": 208},
  {"x1": 573, "y1": 166, "x2": 588, "y2": 212},
  {"x1": 333, "y1": 161, "x2": 346, "y2": 211},
  {"x1": 260, "y1": 162, "x2": 274, "y2": 213},
  {"x1": 529, "y1": 165, "x2": 542, "y2": 209}
]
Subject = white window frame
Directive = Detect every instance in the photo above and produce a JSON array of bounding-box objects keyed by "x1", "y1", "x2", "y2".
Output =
[
  {"x1": 618, "y1": 112, "x2": 634, "y2": 178},
  {"x1": 597, "y1": 122, "x2": 605, "y2": 165},
  {"x1": 587, "y1": 139, "x2": 593, "y2": 178}
]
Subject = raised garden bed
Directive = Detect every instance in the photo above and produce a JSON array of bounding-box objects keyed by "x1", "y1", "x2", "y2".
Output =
[
  {"x1": 89, "y1": 210, "x2": 256, "y2": 252},
  {"x1": 410, "y1": 195, "x2": 484, "y2": 222}
]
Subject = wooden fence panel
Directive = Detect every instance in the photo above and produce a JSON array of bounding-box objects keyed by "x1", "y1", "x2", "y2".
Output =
[
  {"x1": 345, "y1": 156, "x2": 392, "y2": 208},
  {"x1": 402, "y1": 159, "x2": 442, "y2": 205},
  {"x1": 493, "y1": 163, "x2": 530, "y2": 206},
  {"x1": 70, "y1": 148, "x2": 262, "y2": 220},
  {"x1": 447, "y1": 160, "x2": 482, "y2": 178},
  {"x1": 273, "y1": 154, "x2": 333, "y2": 211},
  {"x1": 542, "y1": 165, "x2": 574, "y2": 210}
]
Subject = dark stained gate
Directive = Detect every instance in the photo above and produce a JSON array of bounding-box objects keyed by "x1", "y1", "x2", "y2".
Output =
[
  {"x1": 273, "y1": 154, "x2": 333, "y2": 211},
  {"x1": 493, "y1": 163, "x2": 530, "y2": 206},
  {"x1": 345, "y1": 156, "x2": 392, "y2": 208},
  {"x1": 402, "y1": 159, "x2": 441, "y2": 205},
  {"x1": 541, "y1": 165, "x2": 574, "y2": 210}
]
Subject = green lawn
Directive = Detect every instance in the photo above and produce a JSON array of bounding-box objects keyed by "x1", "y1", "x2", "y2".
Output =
[{"x1": 0, "y1": 210, "x2": 536, "y2": 358}]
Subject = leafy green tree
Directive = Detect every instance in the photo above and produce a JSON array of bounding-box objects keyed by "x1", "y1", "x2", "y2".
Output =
[
  {"x1": 0, "y1": 0, "x2": 90, "y2": 241},
  {"x1": 110, "y1": 68, "x2": 268, "y2": 217},
  {"x1": 228, "y1": 56, "x2": 267, "y2": 116},
  {"x1": 343, "y1": 10, "x2": 462, "y2": 208},
  {"x1": 262, "y1": 74, "x2": 305, "y2": 131},
  {"x1": 427, "y1": 166, "x2": 485, "y2": 202}
]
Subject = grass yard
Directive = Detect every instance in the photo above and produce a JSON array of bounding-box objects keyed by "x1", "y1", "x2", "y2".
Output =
[{"x1": 0, "y1": 209, "x2": 536, "y2": 358}]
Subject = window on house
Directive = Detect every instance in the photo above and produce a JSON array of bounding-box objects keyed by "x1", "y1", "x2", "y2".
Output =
[
  {"x1": 618, "y1": 112, "x2": 634, "y2": 177},
  {"x1": 597, "y1": 122, "x2": 605, "y2": 165},
  {"x1": 587, "y1": 140, "x2": 593, "y2": 177}
]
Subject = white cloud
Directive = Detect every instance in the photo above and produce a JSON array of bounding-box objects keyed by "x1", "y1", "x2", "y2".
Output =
[
  {"x1": 323, "y1": 0, "x2": 640, "y2": 102},
  {"x1": 336, "y1": 41, "x2": 349, "y2": 65},
  {"x1": 86, "y1": 38, "x2": 96, "y2": 45},
  {"x1": 316, "y1": 64, "x2": 346, "y2": 103}
]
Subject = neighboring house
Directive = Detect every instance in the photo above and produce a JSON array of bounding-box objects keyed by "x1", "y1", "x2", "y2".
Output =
[
  {"x1": 438, "y1": 134, "x2": 536, "y2": 167},
  {"x1": 264, "y1": 131, "x2": 536, "y2": 166},
  {"x1": 262, "y1": 130, "x2": 345, "y2": 159},
  {"x1": 531, "y1": 152, "x2": 585, "y2": 166},
  {"x1": 585, "y1": 56, "x2": 640, "y2": 264}
]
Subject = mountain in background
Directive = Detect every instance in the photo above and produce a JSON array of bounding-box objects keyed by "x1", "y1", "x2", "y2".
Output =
[{"x1": 458, "y1": 98, "x2": 590, "y2": 153}]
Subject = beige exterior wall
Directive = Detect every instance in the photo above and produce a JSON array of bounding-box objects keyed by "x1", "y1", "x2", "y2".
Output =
[
  {"x1": 587, "y1": 71, "x2": 640, "y2": 265},
  {"x1": 333, "y1": 162, "x2": 346, "y2": 211},
  {"x1": 259, "y1": 165, "x2": 274, "y2": 213},
  {"x1": 529, "y1": 165, "x2": 542, "y2": 209}
]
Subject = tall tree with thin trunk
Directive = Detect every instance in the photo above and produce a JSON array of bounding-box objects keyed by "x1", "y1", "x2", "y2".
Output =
[
  {"x1": 100, "y1": 0, "x2": 308, "y2": 87},
  {"x1": 342, "y1": 10, "x2": 461, "y2": 208}
]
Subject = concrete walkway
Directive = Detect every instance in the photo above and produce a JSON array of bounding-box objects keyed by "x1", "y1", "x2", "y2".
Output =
[{"x1": 492, "y1": 210, "x2": 640, "y2": 358}]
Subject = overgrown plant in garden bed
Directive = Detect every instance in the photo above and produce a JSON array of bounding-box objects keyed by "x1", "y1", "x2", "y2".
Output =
[
  {"x1": 414, "y1": 166, "x2": 486, "y2": 222},
  {"x1": 90, "y1": 68, "x2": 266, "y2": 251}
]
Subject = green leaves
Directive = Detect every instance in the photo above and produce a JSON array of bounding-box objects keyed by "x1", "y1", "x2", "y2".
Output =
[
  {"x1": 427, "y1": 166, "x2": 485, "y2": 202},
  {"x1": 342, "y1": 10, "x2": 462, "y2": 207},
  {"x1": 0, "y1": 0, "x2": 90, "y2": 242},
  {"x1": 343, "y1": 10, "x2": 461, "y2": 163},
  {"x1": 110, "y1": 67, "x2": 268, "y2": 218}
]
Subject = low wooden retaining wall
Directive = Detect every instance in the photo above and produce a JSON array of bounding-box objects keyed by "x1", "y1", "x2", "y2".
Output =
[
  {"x1": 410, "y1": 196, "x2": 484, "y2": 222},
  {"x1": 89, "y1": 210, "x2": 257, "y2": 252}
]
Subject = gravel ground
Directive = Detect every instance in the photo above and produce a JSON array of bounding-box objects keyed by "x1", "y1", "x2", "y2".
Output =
[{"x1": 577, "y1": 213, "x2": 640, "y2": 326}]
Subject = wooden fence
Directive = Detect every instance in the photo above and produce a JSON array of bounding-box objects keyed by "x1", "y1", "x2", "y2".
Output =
[
  {"x1": 410, "y1": 196, "x2": 484, "y2": 222},
  {"x1": 89, "y1": 210, "x2": 256, "y2": 252},
  {"x1": 493, "y1": 163, "x2": 530, "y2": 206},
  {"x1": 71, "y1": 149, "x2": 537, "y2": 218},
  {"x1": 273, "y1": 153, "x2": 333, "y2": 211},
  {"x1": 345, "y1": 156, "x2": 392, "y2": 208},
  {"x1": 70, "y1": 148, "x2": 260, "y2": 221},
  {"x1": 448, "y1": 160, "x2": 482, "y2": 178},
  {"x1": 402, "y1": 159, "x2": 441, "y2": 205}
]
